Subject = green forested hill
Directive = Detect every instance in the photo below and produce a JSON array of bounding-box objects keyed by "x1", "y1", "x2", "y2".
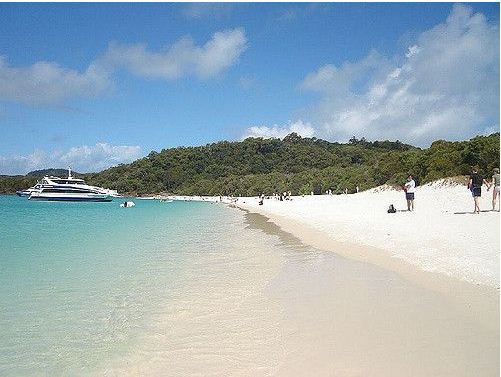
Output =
[
  {"x1": 88, "y1": 132, "x2": 499, "y2": 196},
  {"x1": 1, "y1": 133, "x2": 499, "y2": 196}
]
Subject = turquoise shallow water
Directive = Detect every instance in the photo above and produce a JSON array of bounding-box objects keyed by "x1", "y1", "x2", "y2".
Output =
[{"x1": 0, "y1": 196, "x2": 283, "y2": 376}]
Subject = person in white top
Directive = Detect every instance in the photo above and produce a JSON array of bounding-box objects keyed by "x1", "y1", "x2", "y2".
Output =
[{"x1": 404, "y1": 175, "x2": 416, "y2": 211}]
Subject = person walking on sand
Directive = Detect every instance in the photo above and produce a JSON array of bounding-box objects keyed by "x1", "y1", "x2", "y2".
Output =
[
  {"x1": 489, "y1": 168, "x2": 500, "y2": 211},
  {"x1": 258, "y1": 193, "x2": 264, "y2": 205},
  {"x1": 403, "y1": 175, "x2": 416, "y2": 211},
  {"x1": 468, "y1": 166, "x2": 489, "y2": 214}
]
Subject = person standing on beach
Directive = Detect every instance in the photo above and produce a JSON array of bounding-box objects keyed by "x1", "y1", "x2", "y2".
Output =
[
  {"x1": 468, "y1": 167, "x2": 489, "y2": 214},
  {"x1": 258, "y1": 193, "x2": 264, "y2": 205},
  {"x1": 404, "y1": 175, "x2": 416, "y2": 211},
  {"x1": 490, "y1": 168, "x2": 500, "y2": 211}
]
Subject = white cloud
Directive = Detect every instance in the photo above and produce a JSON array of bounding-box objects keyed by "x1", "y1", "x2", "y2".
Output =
[
  {"x1": 0, "y1": 143, "x2": 142, "y2": 175},
  {"x1": 301, "y1": 4, "x2": 499, "y2": 146},
  {"x1": 102, "y1": 28, "x2": 247, "y2": 80},
  {"x1": 243, "y1": 120, "x2": 315, "y2": 139},
  {"x1": 0, "y1": 57, "x2": 111, "y2": 105},
  {"x1": 277, "y1": 9, "x2": 298, "y2": 22},
  {"x1": 405, "y1": 45, "x2": 420, "y2": 58},
  {"x1": 181, "y1": 3, "x2": 234, "y2": 20},
  {"x1": 0, "y1": 28, "x2": 247, "y2": 106},
  {"x1": 301, "y1": 51, "x2": 391, "y2": 95},
  {"x1": 238, "y1": 76, "x2": 256, "y2": 90}
]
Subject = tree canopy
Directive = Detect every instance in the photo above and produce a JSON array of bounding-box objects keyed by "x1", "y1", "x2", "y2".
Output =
[{"x1": 1, "y1": 133, "x2": 499, "y2": 196}]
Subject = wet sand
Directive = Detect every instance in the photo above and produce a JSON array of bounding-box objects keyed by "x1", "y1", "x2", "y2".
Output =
[{"x1": 246, "y1": 211, "x2": 500, "y2": 377}]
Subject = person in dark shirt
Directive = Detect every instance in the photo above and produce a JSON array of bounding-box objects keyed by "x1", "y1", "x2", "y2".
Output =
[{"x1": 468, "y1": 166, "x2": 489, "y2": 214}]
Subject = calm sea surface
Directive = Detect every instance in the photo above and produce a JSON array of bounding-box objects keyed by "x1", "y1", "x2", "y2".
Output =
[{"x1": 0, "y1": 195, "x2": 295, "y2": 376}]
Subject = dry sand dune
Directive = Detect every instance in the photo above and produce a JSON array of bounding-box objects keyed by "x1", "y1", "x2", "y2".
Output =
[{"x1": 233, "y1": 179, "x2": 500, "y2": 288}]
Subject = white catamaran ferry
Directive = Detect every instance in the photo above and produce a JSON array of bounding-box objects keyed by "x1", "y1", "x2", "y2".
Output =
[{"x1": 22, "y1": 168, "x2": 117, "y2": 202}]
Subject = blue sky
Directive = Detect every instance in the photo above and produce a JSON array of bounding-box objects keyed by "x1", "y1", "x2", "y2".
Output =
[{"x1": 0, "y1": 2, "x2": 499, "y2": 174}]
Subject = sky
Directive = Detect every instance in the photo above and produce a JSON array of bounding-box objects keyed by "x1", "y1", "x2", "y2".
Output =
[{"x1": 0, "y1": 2, "x2": 499, "y2": 174}]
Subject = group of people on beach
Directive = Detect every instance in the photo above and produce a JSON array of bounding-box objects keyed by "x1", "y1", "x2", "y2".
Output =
[
  {"x1": 255, "y1": 167, "x2": 500, "y2": 215},
  {"x1": 401, "y1": 167, "x2": 500, "y2": 213},
  {"x1": 271, "y1": 192, "x2": 292, "y2": 201}
]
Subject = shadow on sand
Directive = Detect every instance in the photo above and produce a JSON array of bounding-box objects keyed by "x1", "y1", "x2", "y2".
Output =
[{"x1": 453, "y1": 210, "x2": 495, "y2": 214}]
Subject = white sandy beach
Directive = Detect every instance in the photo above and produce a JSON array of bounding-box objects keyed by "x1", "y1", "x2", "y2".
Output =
[{"x1": 231, "y1": 180, "x2": 500, "y2": 288}]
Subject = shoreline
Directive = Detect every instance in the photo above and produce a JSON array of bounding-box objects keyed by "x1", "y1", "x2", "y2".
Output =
[
  {"x1": 236, "y1": 206, "x2": 499, "y2": 330},
  {"x1": 240, "y1": 208, "x2": 499, "y2": 375},
  {"x1": 1, "y1": 195, "x2": 498, "y2": 375},
  {"x1": 98, "y1": 198, "x2": 499, "y2": 376},
  {"x1": 75, "y1": 187, "x2": 501, "y2": 330}
]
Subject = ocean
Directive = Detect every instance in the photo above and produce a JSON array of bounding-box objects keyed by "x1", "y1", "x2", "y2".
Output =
[{"x1": 0, "y1": 196, "x2": 296, "y2": 375}]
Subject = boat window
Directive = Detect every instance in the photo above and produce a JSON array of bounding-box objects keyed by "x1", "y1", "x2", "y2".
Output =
[
  {"x1": 51, "y1": 179, "x2": 85, "y2": 184},
  {"x1": 42, "y1": 188, "x2": 99, "y2": 194}
]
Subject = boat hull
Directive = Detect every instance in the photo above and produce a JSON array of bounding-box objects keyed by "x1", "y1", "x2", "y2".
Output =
[{"x1": 29, "y1": 193, "x2": 113, "y2": 202}]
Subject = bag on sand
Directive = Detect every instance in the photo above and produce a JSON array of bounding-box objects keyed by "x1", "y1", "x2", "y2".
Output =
[{"x1": 387, "y1": 204, "x2": 397, "y2": 213}]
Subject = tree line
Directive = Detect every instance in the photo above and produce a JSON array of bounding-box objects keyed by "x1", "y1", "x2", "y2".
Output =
[{"x1": 1, "y1": 132, "x2": 499, "y2": 196}]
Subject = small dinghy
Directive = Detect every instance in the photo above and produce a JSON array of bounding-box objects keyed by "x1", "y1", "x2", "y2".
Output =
[{"x1": 120, "y1": 201, "x2": 135, "y2": 208}]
